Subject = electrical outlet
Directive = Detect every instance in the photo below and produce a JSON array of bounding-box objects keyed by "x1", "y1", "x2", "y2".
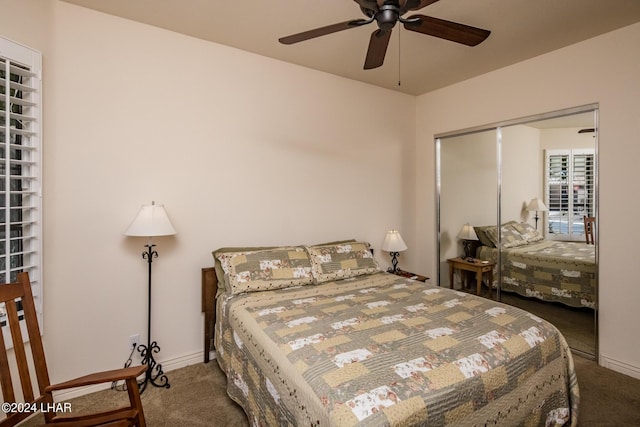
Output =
[{"x1": 129, "y1": 334, "x2": 140, "y2": 350}]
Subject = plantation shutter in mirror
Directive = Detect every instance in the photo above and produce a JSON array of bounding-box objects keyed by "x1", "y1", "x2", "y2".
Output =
[
  {"x1": 572, "y1": 151, "x2": 595, "y2": 217},
  {"x1": 545, "y1": 149, "x2": 594, "y2": 241},
  {"x1": 0, "y1": 37, "x2": 43, "y2": 328}
]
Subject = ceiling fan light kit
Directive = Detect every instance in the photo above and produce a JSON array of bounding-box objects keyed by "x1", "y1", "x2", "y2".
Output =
[{"x1": 279, "y1": 0, "x2": 490, "y2": 70}]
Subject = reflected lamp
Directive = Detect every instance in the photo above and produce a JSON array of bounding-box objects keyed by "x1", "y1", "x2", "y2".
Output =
[
  {"x1": 457, "y1": 223, "x2": 479, "y2": 260},
  {"x1": 527, "y1": 197, "x2": 548, "y2": 230}
]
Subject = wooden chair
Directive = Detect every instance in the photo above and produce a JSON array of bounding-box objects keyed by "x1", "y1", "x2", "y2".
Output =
[
  {"x1": 0, "y1": 272, "x2": 147, "y2": 426},
  {"x1": 584, "y1": 216, "x2": 596, "y2": 244}
]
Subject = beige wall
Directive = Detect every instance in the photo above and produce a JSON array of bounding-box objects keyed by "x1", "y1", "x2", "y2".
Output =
[
  {"x1": 415, "y1": 22, "x2": 640, "y2": 378},
  {"x1": 438, "y1": 130, "x2": 497, "y2": 267},
  {"x1": 540, "y1": 127, "x2": 596, "y2": 151},
  {"x1": 0, "y1": 0, "x2": 53, "y2": 49},
  {"x1": 502, "y1": 125, "x2": 542, "y2": 227}
]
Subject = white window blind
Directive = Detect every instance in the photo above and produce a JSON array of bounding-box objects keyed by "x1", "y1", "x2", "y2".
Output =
[
  {"x1": 0, "y1": 37, "x2": 42, "y2": 327},
  {"x1": 545, "y1": 148, "x2": 595, "y2": 241}
]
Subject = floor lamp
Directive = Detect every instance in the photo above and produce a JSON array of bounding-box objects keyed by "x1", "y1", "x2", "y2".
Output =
[
  {"x1": 527, "y1": 197, "x2": 548, "y2": 231},
  {"x1": 124, "y1": 201, "x2": 176, "y2": 393}
]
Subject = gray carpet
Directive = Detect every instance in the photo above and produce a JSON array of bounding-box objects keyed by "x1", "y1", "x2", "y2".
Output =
[
  {"x1": 20, "y1": 362, "x2": 248, "y2": 427},
  {"x1": 19, "y1": 355, "x2": 640, "y2": 426},
  {"x1": 453, "y1": 281, "x2": 597, "y2": 357},
  {"x1": 499, "y1": 291, "x2": 596, "y2": 356}
]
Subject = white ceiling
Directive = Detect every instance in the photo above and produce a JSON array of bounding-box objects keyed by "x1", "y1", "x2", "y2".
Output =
[{"x1": 61, "y1": 0, "x2": 640, "y2": 96}]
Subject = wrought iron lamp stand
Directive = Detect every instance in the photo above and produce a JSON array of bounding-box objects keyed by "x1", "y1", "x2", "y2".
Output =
[
  {"x1": 533, "y1": 212, "x2": 541, "y2": 230},
  {"x1": 386, "y1": 251, "x2": 401, "y2": 273},
  {"x1": 137, "y1": 243, "x2": 170, "y2": 393}
]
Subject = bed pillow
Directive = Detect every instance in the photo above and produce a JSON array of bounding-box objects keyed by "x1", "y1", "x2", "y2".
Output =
[
  {"x1": 512, "y1": 221, "x2": 544, "y2": 243},
  {"x1": 224, "y1": 247, "x2": 314, "y2": 295},
  {"x1": 213, "y1": 246, "x2": 274, "y2": 293},
  {"x1": 473, "y1": 225, "x2": 497, "y2": 247},
  {"x1": 485, "y1": 222, "x2": 528, "y2": 248},
  {"x1": 213, "y1": 240, "x2": 357, "y2": 294},
  {"x1": 306, "y1": 241, "x2": 379, "y2": 284}
]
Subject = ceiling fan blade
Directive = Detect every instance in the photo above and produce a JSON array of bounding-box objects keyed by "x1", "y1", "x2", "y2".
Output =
[
  {"x1": 402, "y1": 0, "x2": 440, "y2": 12},
  {"x1": 403, "y1": 14, "x2": 490, "y2": 46},
  {"x1": 353, "y1": 0, "x2": 378, "y2": 11},
  {"x1": 364, "y1": 29, "x2": 392, "y2": 69},
  {"x1": 279, "y1": 19, "x2": 369, "y2": 44}
]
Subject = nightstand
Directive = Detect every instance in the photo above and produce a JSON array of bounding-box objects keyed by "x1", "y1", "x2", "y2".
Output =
[
  {"x1": 391, "y1": 269, "x2": 429, "y2": 283},
  {"x1": 447, "y1": 257, "x2": 495, "y2": 298}
]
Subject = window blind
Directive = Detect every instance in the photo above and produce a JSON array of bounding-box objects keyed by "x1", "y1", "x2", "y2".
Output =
[
  {"x1": 0, "y1": 38, "x2": 42, "y2": 328},
  {"x1": 545, "y1": 149, "x2": 594, "y2": 241}
]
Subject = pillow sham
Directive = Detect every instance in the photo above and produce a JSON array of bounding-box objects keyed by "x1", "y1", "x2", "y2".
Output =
[
  {"x1": 512, "y1": 221, "x2": 544, "y2": 243},
  {"x1": 225, "y1": 247, "x2": 314, "y2": 295},
  {"x1": 306, "y1": 241, "x2": 379, "y2": 284},
  {"x1": 485, "y1": 221, "x2": 528, "y2": 249},
  {"x1": 473, "y1": 225, "x2": 496, "y2": 247},
  {"x1": 213, "y1": 246, "x2": 274, "y2": 293},
  {"x1": 212, "y1": 240, "x2": 358, "y2": 294}
]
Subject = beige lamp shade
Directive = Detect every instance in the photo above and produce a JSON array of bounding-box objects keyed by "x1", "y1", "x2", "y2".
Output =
[
  {"x1": 382, "y1": 230, "x2": 407, "y2": 252},
  {"x1": 457, "y1": 223, "x2": 478, "y2": 241},
  {"x1": 124, "y1": 201, "x2": 177, "y2": 237},
  {"x1": 527, "y1": 198, "x2": 548, "y2": 212}
]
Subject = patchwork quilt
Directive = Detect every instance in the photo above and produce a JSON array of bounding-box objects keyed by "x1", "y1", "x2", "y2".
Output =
[
  {"x1": 215, "y1": 272, "x2": 579, "y2": 426},
  {"x1": 477, "y1": 240, "x2": 596, "y2": 308}
]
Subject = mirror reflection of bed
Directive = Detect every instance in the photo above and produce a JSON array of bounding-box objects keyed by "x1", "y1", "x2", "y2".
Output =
[{"x1": 437, "y1": 106, "x2": 598, "y2": 358}]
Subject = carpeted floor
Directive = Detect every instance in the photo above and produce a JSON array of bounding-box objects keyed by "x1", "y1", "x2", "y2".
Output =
[
  {"x1": 499, "y1": 291, "x2": 596, "y2": 356},
  {"x1": 19, "y1": 354, "x2": 640, "y2": 426},
  {"x1": 453, "y1": 280, "x2": 597, "y2": 357},
  {"x1": 20, "y1": 362, "x2": 247, "y2": 427}
]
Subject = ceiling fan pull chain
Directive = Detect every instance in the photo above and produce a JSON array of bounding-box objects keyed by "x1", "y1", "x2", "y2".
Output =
[{"x1": 398, "y1": 29, "x2": 401, "y2": 86}]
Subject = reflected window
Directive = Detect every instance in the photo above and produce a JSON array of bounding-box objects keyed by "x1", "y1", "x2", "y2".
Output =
[{"x1": 545, "y1": 149, "x2": 595, "y2": 240}]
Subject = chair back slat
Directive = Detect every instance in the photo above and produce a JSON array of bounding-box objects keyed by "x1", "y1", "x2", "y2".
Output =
[
  {"x1": 5, "y1": 295, "x2": 35, "y2": 402},
  {"x1": 17, "y1": 273, "x2": 50, "y2": 394},
  {"x1": 0, "y1": 274, "x2": 51, "y2": 426},
  {"x1": 0, "y1": 282, "x2": 28, "y2": 405},
  {"x1": 0, "y1": 310, "x2": 16, "y2": 403},
  {"x1": 583, "y1": 216, "x2": 595, "y2": 244}
]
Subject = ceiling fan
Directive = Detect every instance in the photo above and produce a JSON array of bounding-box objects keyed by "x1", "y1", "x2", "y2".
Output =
[{"x1": 279, "y1": 0, "x2": 491, "y2": 70}]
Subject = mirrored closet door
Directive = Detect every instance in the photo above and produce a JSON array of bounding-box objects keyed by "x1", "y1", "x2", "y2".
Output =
[{"x1": 436, "y1": 105, "x2": 598, "y2": 359}]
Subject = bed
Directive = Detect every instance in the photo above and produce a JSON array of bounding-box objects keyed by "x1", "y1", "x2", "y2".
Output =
[
  {"x1": 474, "y1": 221, "x2": 596, "y2": 309},
  {"x1": 202, "y1": 241, "x2": 579, "y2": 426}
]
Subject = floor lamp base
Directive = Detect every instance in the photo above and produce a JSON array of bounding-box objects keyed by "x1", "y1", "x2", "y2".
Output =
[{"x1": 137, "y1": 341, "x2": 170, "y2": 393}]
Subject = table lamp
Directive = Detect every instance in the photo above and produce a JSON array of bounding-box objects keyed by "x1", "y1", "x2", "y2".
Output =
[
  {"x1": 382, "y1": 229, "x2": 407, "y2": 273},
  {"x1": 457, "y1": 223, "x2": 478, "y2": 260}
]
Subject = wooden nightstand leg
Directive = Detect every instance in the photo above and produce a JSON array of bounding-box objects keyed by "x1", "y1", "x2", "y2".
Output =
[
  {"x1": 449, "y1": 264, "x2": 454, "y2": 290},
  {"x1": 476, "y1": 271, "x2": 482, "y2": 296},
  {"x1": 488, "y1": 270, "x2": 493, "y2": 299}
]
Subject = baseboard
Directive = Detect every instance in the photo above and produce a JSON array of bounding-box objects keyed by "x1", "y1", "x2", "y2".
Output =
[
  {"x1": 52, "y1": 350, "x2": 208, "y2": 401},
  {"x1": 600, "y1": 354, "x2": 640, "y2": 380}
]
